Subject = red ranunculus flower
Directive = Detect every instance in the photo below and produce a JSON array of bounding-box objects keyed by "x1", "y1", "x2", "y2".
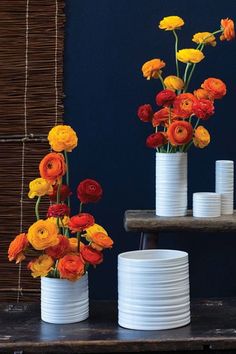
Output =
[
  {"x1": 48, "y1": 184, "x2": 72, "y2": 202},
  {"x1": 156, "y1": 89, "x2": 176, "y2": 107},
  {"x1": 137, "y1": 104, "x2": 153, "y2": 122},
  {"x1": 152, "y1": 107, "x2": 178, "y2": 127},
  {"x1": 81, "y1": 245, "x2": 103, "y2": 265},
  {"x1": 192, "y1": 99, "x2": 215, "y2": 120},
  {"x1": 47, "y1": 204, "x2": 70, "y2": 218},
  {"x1": 146, "y1": 132, "x2": 168, "y2": 148},
  {"x1": 45, "y1": 235, "x2": 70, "y2": 259},
  {"x1": 68, "y1": 213, "x2": 95, "y2": 233},
  {"x1": 173, "y1": 93, "x2": 197, "y2": 118},
  {"x1": 77, "y1": 179, "x2": 103, "y2": 204},
  {"x1": 167, "y1": 120, "x2": 193, "y2": 146}
]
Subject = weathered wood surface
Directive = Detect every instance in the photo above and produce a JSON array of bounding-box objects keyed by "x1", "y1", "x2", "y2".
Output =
[
  {"x1": 124, "y1": 210, "x2": 236, "y2": 233},
  {"x1": 1, "y1": 299, "x2": 236, "y2": 353}
]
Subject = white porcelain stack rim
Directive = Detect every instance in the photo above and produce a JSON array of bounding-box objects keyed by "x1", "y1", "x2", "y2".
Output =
[
  {"x1": 215, "y1": 160, "x2": 234, "y2": 215},
  {"x1": 118, "y1": 249, "x2": 190, "y2": 330}
]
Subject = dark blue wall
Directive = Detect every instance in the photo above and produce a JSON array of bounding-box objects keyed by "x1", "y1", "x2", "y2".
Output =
[{"x1": 64, "y1": 0, "x2": 236, "y2": 299}]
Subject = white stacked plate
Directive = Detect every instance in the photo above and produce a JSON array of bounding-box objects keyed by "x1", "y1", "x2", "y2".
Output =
[
  {"x1": 193, "y1": 192, "x2": 221, "y2": 217},
  {"x1": 118, "y1": 249, "x2": 190, "y2": 330},
  {"x1": 215, "y1": 160, "x2": 234, "y2": 215}
]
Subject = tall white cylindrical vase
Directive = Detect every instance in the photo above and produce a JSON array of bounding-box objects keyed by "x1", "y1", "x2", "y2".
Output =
[
  {"x1": 156, "y1": 153, "x2": 188, "y2": 217},
  {"x1": 41, "y1": 273, "x2": 89, "y2": 324}
]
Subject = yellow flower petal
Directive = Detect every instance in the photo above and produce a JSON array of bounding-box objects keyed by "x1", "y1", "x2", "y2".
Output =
[
  {"x1": 159, "y1": 16, "x2": 184, "y2": 31},
  {"x1": 177, "y1": 49, "x2": 205, "y2": 64}
]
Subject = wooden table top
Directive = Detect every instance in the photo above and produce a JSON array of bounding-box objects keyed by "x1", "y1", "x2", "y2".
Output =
[
  {"x1": 124, "y1": 210, "x2": 236, "y2": 233},
  {"x1": 1, "y1": 298, "x2": 236, "y2": 353}
]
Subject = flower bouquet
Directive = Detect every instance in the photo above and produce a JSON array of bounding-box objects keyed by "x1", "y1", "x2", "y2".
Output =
[
  {"x1": 8, "y1": 124, "x2": 113, "y2": 323},
  {"x1": 137, "y1": 16, "x2": 235, "y2": 217}
]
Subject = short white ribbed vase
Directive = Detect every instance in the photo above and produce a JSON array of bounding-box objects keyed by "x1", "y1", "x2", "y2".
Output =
[
  {"x1": 41, "y1": 273, "x2": 89, "y2": 324},
  {"x1": 156, "y1": 152, "x2": 188, "y2": 217}
]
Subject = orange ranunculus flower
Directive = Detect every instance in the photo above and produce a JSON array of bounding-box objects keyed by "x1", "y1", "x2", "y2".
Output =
[
  {"x1": 220, "y1": 18, "x2": 235, "y2": 41},
  {"x1": 173, "y1": 93, "x2": 197, "y2": 118},
  {"x1": 39, "y1": 152, "x2": 66, "y2": 183},
  {"x1": 58, "y1": 254, "x2": 85, "y2": 281},
  {"x1": 45, "y1": 235, "x2": 70, "y2": 259},
  {"x1": 193, "y1": 126, "x2": 211, "y2": 148},
  {"x1": 48, "y1": 125, "x2": 78, "y2": 152},
  {"x1": 28, "y1": 255, "x2": 54, "y2": 278},
  {"x1": 159, "y1": 16, "x2": 184, "y2": 31},
  {"x1": 27, "y1": 219, "x2": 59, "y2": 250},
  {"x1": 87, "y1": 232, "x2": 114, "y2": 251},
  {"x1": 164, "y1": 75, "x2": 184, "y2": 91},
  {"x1": 142, "y1": 59, "x2": 166, "y2": 80},
  {"x1": 193, "y1": 88, "x2": 212, "y2": 100},
  {"x1": 86, "y1": 224, "x2": 108, "y2": 238},
  {"x1": 201, "y1": 78, "x2": 227, "y2": 99},
  {"x1": 176, "y1": 49, "x2": 204, "y2": 64},
  {"x1": 192, "y1": 32, "x2": 216, "y2": 46},
  {"x1": 8, "y1": 233, "x2": 28, "y2": 263},
  {"x1": 68, "y1": 238, "x2": 85, "y2": 253},
  {"x1": 167, "y1": 121, "x2": 193, "y2": 146},
  {"x1": 152, "y1": 107, "x2": 177, "y2": 127},
  {"x1": 81, "y1": 246, "x2": 103, "y2": 265}
]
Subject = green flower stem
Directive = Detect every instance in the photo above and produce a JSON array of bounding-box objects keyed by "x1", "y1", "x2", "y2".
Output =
[
  {"x1": 184, "y1": 141, "x2": 193, "y2": 152},
  {"x1": 158, "y1": 73, "x2": 165, "y2": 89},
  {"x1": 64, "y1": 150, "x2": 71, "y2": 209},
  {"x1": 56, "y1": 180, "x2": 62, "y2": 204},
  {"x1": 35, "y1": 196, "x2": 41, "y2": 221},
  {"x1": 184, "y1": 64, "x2": 196, "y2": 92},
  {"x1": 79, "y1": 202, "x2": 83, "y2": 214},
  {"x1": 194, "y1": 118, "x2": 200, "y2": 130},
  {"x1": 183, "y1": 63, "x2": 191, "y2": 89},
  {"x1": 173, "y1": 30, "x2": 180, "y2": 77},
  {"x1": 77, "y1": 231, "x2": 81, "y2": 252}
]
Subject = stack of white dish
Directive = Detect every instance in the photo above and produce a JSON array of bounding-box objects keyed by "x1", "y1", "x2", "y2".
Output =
[
  {"x1": 193, "y1": 192, "x2": 221, "y2": 218},
  {"x1": 118, "y1": 249, "x2": 190, "y2": 330},
  {"x1": 215, "y1": 160, "x2": 234, "y2": 215}
]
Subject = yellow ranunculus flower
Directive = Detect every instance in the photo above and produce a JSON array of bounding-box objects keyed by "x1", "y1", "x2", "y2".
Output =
[
  {"x1": 164, "y1": 75, "x2": 184, "y2": 91},
  {"x1": 28, "y1": 255, "x2": 54, "y2": 278},
  {"x1": 47, "y1": 216, "x2": 70, "y2": 228},
  {"x1": 193, "y1": 126, "x2": 210, "y2": 148},
  {"x1": 48, "y1": 125, "x2": 78, "y2": 152},
  {"x1": 177, "y1": 49, "x2": 205, "y2": 64},
  {"x1": 85, "y1": 223, "x2": 108, "y2": 242},
  {"x1": 142, "y1": 59, "x2": 166, "y2": 80},
  {"x1": 192, "y1": 32, "x2": 216, "y2": 46},
  {"x1": 27, "y1": 219, "x2": 59, "y2": 250},
  {"x1": 28, "y1": 178, "x2": 53, "y2": 199},
  {"x1": 159, "y1": 16, "x2": 184, "y2": 31}
]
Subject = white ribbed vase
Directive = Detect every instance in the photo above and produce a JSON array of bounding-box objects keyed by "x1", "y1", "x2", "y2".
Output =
[
  {"x1": 156, "y1": 153, "x2": 188, "y2": 217},
  {"x1": 41, "y1": 273, "x2": 89, "y2": 324}
]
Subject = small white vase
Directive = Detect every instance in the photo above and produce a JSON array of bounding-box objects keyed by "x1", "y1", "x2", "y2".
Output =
[
  {"x1": 156, "y1": 152, "x2": 187, "y2": 217},
  {"x1": 41, "y1": 273, "x2": 89, "y2": 324}
]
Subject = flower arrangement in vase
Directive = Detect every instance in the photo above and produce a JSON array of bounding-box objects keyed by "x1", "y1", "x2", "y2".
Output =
[
  {"x1": 8, "y1": 124, "x2": 113, "y2": 323},
  {"x1": 137, "y1": 16, "x2": 235, "y2": 217}
]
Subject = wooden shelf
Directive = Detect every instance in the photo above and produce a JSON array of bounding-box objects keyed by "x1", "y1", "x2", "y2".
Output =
[
  {"x1": 1, "y1": 299, "x2": 236, "y2": 353},
  {"x1": 124, "y1": 210, "x2": 236, "y2": 233}
]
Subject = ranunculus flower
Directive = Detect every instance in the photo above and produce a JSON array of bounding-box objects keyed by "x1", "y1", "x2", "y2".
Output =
[
  {"x1": 48, "y1": 184, "x2": 72, "y2": 202},
  {"x1": 48, "y1": 125, "x2": 78, "y2": 152},
  {"x1": 68, "y1": 213, "x2": 95, "y2": 233},
  {"x1": 28, "y1": 178, "x2": 53, "y2": 199},
  {"x1": 47, "y1": 204, "x2": 70, "y2": 218},
  {"x1": 8, "y1": 233, "x2": 28, "y2": 264},
  {"x1": 159, "y1": 16, "x2": 184, "y2": 31},
  {"x1": 152, "y1": 107, "x2": 178, "y2": 127},
  {"x1": 77, "y1": 179, "x2": 103, "y2": 204},
  {"x1": 201, "y1": 78, "x2": 227, "y2": 100},
  {"x1": 137, "y1": 104, "x2": 153, "y2": 122},
  {"x1": 164, "y1": 75, "x2": 184, "y2": 91},
  {"x1": 45, "y1": 235, "x2": 70, "y2": 259},
  {"x1": 173, "y1": 93, "x2": 197, "y2": 118},
  {"x1": 156, "y1": 89, "x2": 176, "y2": 107},
  {"x1": 193, "y1": 126, "x2": 211, "y2": 148},
  {"x1": 28, "y1": 255, "x2": 54, "y2": 278},
  {"x1": 220, "y1": 18, "x2": 235, "y2": 41},
  {"x1": 85, "y1": 223, "x2": 108, "y2": 239},
  {"x1": 177, "y1": 49, "x2": 204, "y2": 64},
  {"x1": 87, "y1": 232, "x2": 114, "y2": 252},
  {"x1": 167, "y1": 121, "x2": 193, "y2": 146},
  {"x1": 141, "y1": 59, "x2": 166, "y2": 80},
  {"x1": 146, "y1": 132, "x2": 167, "y2": 148},
  {"x1": 192, "y1": 99, "x2": 215, "y2": 120},
  {"x1": 192, "y1": 32, "x2": 216, "y2": 46},
  {"x1": 39, "y1": 152, "x2": 66, "y2": 183},
  {"x1": 193, "y1": 88, "x2": 211, "y2": 100},
  {"x1": 27, "y1": 219, "x2": 59, "y2": 250},
  {"x1": 58, "y1": 254, "x2": 85, "y2": 281},
  {"x1": 81, "y1": 246, "x2": 103, "y2": 265}
]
